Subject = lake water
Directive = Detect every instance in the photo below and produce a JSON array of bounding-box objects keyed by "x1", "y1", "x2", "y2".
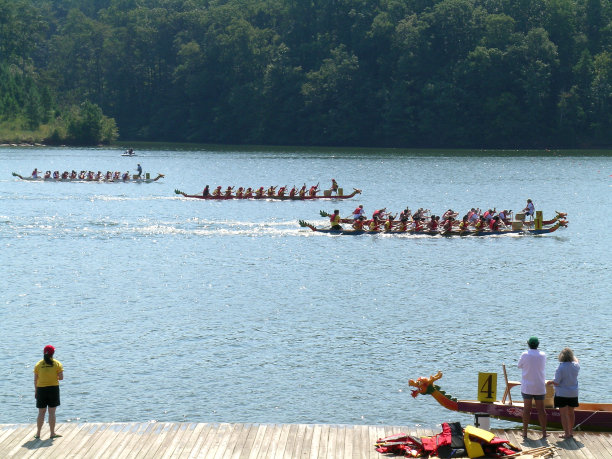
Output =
[{"x1": 1, "y1": 145, "x2": 610, "y2": 429}]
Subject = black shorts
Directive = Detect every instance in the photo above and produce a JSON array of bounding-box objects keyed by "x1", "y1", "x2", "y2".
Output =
[
  {"x1": 36, "y1": 386, "x2": 60, "y2": 408},
  {"x1": 554, "y1": 396, "x2": 579, "y2": 408}
]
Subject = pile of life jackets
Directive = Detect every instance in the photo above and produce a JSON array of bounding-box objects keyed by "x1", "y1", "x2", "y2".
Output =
[{"x1": 375, "y1": 422, "x2": 520, "y2": 458}]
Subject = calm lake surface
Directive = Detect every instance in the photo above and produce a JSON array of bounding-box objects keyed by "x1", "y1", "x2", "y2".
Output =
[{"x1": 1, "y1": 145, "x2": 610, "y2": 429}]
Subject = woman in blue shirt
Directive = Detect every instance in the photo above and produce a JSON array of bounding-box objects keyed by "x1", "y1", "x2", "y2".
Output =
[{"x1": 548, "y1": 348, "x2": 580, "y2": 438}]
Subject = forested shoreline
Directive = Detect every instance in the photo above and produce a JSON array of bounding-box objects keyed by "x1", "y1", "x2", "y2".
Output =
[{"x1": 1, "y1": 0, "x2": 610, "y2": 147}]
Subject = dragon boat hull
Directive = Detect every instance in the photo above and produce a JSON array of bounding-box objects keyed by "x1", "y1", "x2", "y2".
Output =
[
  {"x1": 454, "y1": 400, "x2": 612, "y2": 432},
  {"x1": 12, "y1": 173, "x2": 164, "y2": 183},
  {"x1": 175, "y1": 189, "x2": 361, "y2": 200},
  {"x1": 299, "y1": 221, "x2": 565, "y2": 236},
  {"x1": 409, "y1": 372, "x2": 612, "y2": 431}
]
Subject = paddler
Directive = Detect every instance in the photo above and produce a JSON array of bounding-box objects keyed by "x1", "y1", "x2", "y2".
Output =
[
  {"x1": 244, "y1": 187, "x2": 253, "y2": 198},
  {"x1": 474, "y1": 216, "x2": 487, "y2": 231},
  {"x1": 498, "y1": 209, "x2": 511, "y2": 225},
  {"x1": 330, "y1": 210, "x2": 342, "y2": 230},
  {"x1": 202, "y1": 185, "x2": 210, "y2": 197},
  {"x1": 31, "y1": 168, "x2": 39, "y2": 178},
  {"x1": 489, "y1": 215, "x2": 502, "y2": 231},
  {"x1": 299, "y1": 184, "x2": 307, "y2": 198},
  {"x1": 352, "y1": 205, "x2": 365, "y2": 220},
  {"x1": 225, "y1": 186, "x2": 234, "y2": 197},
  {"x1": 372, "y1": 208, "x2": 386, "y2": 220},
  {"x1": 213, "y1": 186, "x2": 222, "y2": 197},
  {"x1": 397, "y1": 216, "x2": 409, "y2": 232},
  {"x1": 289, "y1": 186, "x2": 297, "y2": 198},
  {"x1": 411, "y1": 217, "x2": 424, "y2": 232},
  {"x1": 427, "y1": 216, "x2": 439, "y2": 231},
  {"x1": 331, "y1": 179, "x2": 338, "y2": 194},
  {"x1": 308, "y1": 184, "x2": 319, "y2": 197},
  {"x1": 277, "y1": 186, "x2": 286, "y2": 197},
  {"x1": 352, "y1": 216, "x2": 365, "y2": 230},
  {"x1": 442, "y1": 216, "x2": 454, "y2": 232},
  {"x1": 459, "y1": 215, "x2": 470, "y2": 232},
  {"x1": 236, "y1": 187, "x2": 244, "y2": 198},
  {"x1": 384, "y1": 214, "x2": 395, "y2": 231},
  {"x1": 267, "y1": 186, "x2": 276, "y2": 197},
  {"x1": 255, "y1": 187, "x2": 265, "y2": 198},
  {"x1": 369, "y1": 216, "x2": 380, "y2": 232}
]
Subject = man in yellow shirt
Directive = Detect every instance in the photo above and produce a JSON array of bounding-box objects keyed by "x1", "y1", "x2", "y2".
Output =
[{"x1": 34, "y1": 345, "x2": 64, "y2": 439}]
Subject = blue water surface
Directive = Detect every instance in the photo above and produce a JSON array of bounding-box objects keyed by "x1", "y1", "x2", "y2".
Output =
[{"x1": 0, "y1": 145, "x2": 610, "y2": 429}]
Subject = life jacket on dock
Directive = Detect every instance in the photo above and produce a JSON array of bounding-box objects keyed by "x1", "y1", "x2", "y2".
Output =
[
  {"x1": 463, "y1": 425, "x2": 520, "y2": 458},
  {"x1": 375, "y1": 422, "x2": 465, "y2": 458}
]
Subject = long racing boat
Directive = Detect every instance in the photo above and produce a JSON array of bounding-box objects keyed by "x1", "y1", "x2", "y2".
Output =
[
  {"x1": 174, "y1": 188, "x2": 361, "y2": 201},
  {"x1": 12, "y1": 172, "x2": 164, "y2": 183},
  {"x1": 409, "y1": 371, "x2": 612, "y2": 431},
  {"x1": 299, "y1": 220, "x2": 566, "y2": 236}
]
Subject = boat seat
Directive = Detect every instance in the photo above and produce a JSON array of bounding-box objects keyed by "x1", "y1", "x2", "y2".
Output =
[{"x1": 501, "y1": 363, "x2": 521, "y2": 405}]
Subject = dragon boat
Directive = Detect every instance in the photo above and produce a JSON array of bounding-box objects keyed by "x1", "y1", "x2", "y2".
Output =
[
  {"x1": 298, "y1": 220, "x2": 566, "y2": 236},
  {"x1": 12, "y1": 172, "x2": 164, "y2": 183},
  {"x1": 409, "y1": 371, "x2": 612, "y2": 432},
  {"x1": 174, "y1": 188, "x2": 361, "y2": 201},
  {"x1": 319, "y1": 210, "x2": 568, "y2": 228}
]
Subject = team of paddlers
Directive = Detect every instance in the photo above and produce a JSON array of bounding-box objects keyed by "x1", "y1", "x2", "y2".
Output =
[
  {"x1": 202, "y1": 179, "x2": 340, "y2": 199},
  {"x1": 29, "y1": 167, "x2": 143, "y2": 181},
  {"x1": 327, "y1": 200, "x2": 535, "y2": 233}
]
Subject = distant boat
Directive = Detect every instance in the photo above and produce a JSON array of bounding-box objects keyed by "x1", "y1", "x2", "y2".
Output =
[{"x1": 122, "y1": 148, "x2": 136, "y2": 156}]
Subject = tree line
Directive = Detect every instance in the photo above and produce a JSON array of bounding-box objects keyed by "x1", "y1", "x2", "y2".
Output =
[{"x1": 1, "y1": 0, "x2": 610, "y2": 147}]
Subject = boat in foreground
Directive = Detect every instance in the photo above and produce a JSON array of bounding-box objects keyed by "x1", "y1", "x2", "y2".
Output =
[
  {"x1": 12, "y1": 172, "x2": 164, "y2": 183},
  {"x1": 409, "y1": 371, "x2": 612, "y2": 431},
  {"x1": 298, "y1": 220, "x2": 566, "y2": 236},
  {"x1": 174, "y1": 188, "x2": 361, "y2": 201}
]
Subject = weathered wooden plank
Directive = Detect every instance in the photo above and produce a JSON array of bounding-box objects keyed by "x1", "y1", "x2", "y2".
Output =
[
  {"x1": 212, "y1": 423, "x2": 244, "y2": 459},
  {"x1": 270, "y1": 423, "x2": 291, "y2": 459},
  {"x1": 243, "y1": 423, "x2": 268, "y2": 459},
  {"x1": 227, "y1": 423, "x2": 253, "y2": 459},
  {"x1": 97, "y1": 422, "x2": 139, "y2": 459},
  {"x1": 161, "y1": 422, "x2": 196, "y2": 459},
  {"x1": 308, "y1": 424, "x2": 323, "y2": 459},
  {"x1": 283, "y1": 424, "x2": 300, "y2": 459},
  {"x1": 298, "y1": 424, "x2": 314, "y2": 459},
  {"x1": 174, "y1": 422, "x2": 208, "y2": 459},
  {"x1": 1, "y1": 424, "x2": 34, "y2": 457},
  {"x1": 134, "y1": 422, "x2": 173, "y2": 459},
  {"x1": 187, "y1": 423, "x2": 215, "y2": 459},
  {"x1": 116, "y1": 422, "x2": 157, "y2": 459},
  {"x1": 202, "y1": 422, "x2": 233, "y2": 459},
  {"x1": 84, "y1": 422, "x2": 127, "y2": 458}
]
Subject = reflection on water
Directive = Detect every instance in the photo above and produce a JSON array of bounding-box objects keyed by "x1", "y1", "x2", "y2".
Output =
[{"x1": 1, "y1": 146, "x2": 610, "y2": 428}]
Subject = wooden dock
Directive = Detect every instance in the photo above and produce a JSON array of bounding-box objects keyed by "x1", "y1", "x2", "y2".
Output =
[{"x1": 1, "y1": 422, "x2": 610, "y2": 458}]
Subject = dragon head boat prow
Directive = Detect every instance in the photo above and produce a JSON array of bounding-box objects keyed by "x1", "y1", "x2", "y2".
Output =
[{"x1": 408, "y1": 371, "x2": 443, "y2": 398}]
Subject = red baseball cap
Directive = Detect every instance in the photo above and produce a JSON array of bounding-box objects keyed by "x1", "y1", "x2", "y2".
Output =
[{"x1": 43, "y1": 345, "x2": 55, "y2": 355}]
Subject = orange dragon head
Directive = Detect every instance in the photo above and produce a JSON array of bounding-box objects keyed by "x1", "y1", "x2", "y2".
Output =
[{"x1": 408, "y1": 371, "x2": 443, "y2": 398}]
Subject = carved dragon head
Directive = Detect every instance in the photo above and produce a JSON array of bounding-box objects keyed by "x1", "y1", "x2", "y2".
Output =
[{"x1": 408, "y1": 371, "x2": 443, "y2": 398}]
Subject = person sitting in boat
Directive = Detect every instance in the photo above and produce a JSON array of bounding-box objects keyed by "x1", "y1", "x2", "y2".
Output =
[
  {"x1": 498, "y1": 209, "x2": 511, "y2": 225},
  {"x1": 411, "y1": 217, "x2": 424, "y2": 232},
  {"x1": 308, "y1": 184, "x2": 319, "y2": 197},
  {"x1": 483, "y1": 209, "x2": 496, "y2": 222},
  {"x1": 136, "y1": 163, "x2": 142, "y2": 178},
  {"x1": 372, "y1": 208, "x2": 386, "y2": 220},
  {"x1": 288, "y1": 186, "x2": 297, "y2": 197},
  {"x1": 331, "y1": 179, "x2": 338, "y2": 194},
  {"x1": 236, "y1": 187, "x2": 244, "y2": 198},
  {"x1": 113, "y1": 171, "x2": 120, "y2": 180},
  {"x1": 255, "y1": 187, "x2": 265, "y2": 198},
  {"x1": 352, "y1": 216, "x2": 365, "y2": 230},
  {"x1": 95, "y1": 171, "x2": 102, "y2": 180},
  {"x1": 523, "y1": 199, "x2": 535, "y2": 220},
  {"x1": 352, "y1": 205, "x2": 365, "y2": 221},
  {"x1": 105, "y1": 171, "x2": 112, "y2": 180},
  {"x1": 225, "y1": 186, "x2": 234, "y2": 197},
  {"x1": 61, "y1": 171, "x2": 69, "y2": 179},
  {"x1": 474, "y1": 216, "x2": 487, "y2": 231},
  {"x1": 459, "y1": 215, "x2": 470, "y2": 232},
  {"x1": 43, "y1": 171, "x2": 51, "y2": 179},
  {"x1": 31, "y1": 168, "x2": 39, "y2": 178},
  {"x1": 384, "y1": 214, "x2": 395, "y2": 231},
  {"x1": 202, "y1": 185, "x2": 210, "y2": 197},
  {"x1": 244, "y1": 187, "x2": 253, "y2": 198},
  {"x1": 299, "y1": 185, "x2": 307, "y2": 198},
  {"x1": 489, "y1": 215, "x2": 502, "y2": 231},
  {"x1": 442, "y1": 209, "x2": 457, "y2": 221},
  {"x1": 122, "y1": 171, "x2": 130, "y2": 181},
  {"x1": 267, "y1": 186, "x2": 276, "y2": 197},
  {"x1": 212, "y1": 186, "x2": 222, "y2": 197},
  {"x1": 442, "y1": 216, "x2": 454, "y2": 232},
  {"x1": 397, "y1": 216, "x2": 409, "y2": 232},
  {"x1": 426, "y1": 216, "x2": 437, "y2": 231},
  {"x1": 277, "y1": 186, "x2": 286, "y2": 197},
  {"x1": 52, "y1": 171, "x2": 60, "y2": 179},
  {"x1": 369, "y1": 216, "x2": 380, "y2": 232},
  {"x1": 330, "y1": 210, "x2": 342, "y2": 230},
  {"x1": 399, "y1": 208, "x2": 412, "y2": 221}
]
